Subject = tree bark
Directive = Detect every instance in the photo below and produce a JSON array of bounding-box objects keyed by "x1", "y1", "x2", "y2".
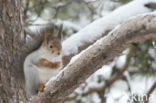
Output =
[
  {"x1": 0, "y1": 0, "x2": 26, "y2": 103},
  {"x1": 30, "y1": 14, "x2": 156, "y2": 103}
]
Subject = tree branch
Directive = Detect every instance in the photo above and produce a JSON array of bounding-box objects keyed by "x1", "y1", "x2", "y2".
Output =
[
  {"x1": 81, "y1": 46, "x2": 135, "y2": 97},
  {"x1": 30, "y1": 14, "x2": 156, "y2": 103},
  {"x1": 61, "y1": 1, "x2": 156, "y2": 66}
]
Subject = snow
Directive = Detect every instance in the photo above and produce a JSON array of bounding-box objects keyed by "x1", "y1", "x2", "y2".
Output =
[
  {"x1": 62, "y1": 0, "x2": 156, "y2": 56},
  {"x1": 57, "y1": 2, "x2": 66, "y2": 7},
  {"x1": 116, "y1": 55, "x2": 126, "y2": 68},
  {"x1": 94, "y1": 65, "x2": 113, "y2": 79},
  {"x1": 148, "y1": 48, "x2": 156, "y2": 57},
  {"x1": 54, "y1": 19, "x2": 82, "y2": 34},
  {"x1": 103, "y1": 76, "x2": 156, "y2": 103}
]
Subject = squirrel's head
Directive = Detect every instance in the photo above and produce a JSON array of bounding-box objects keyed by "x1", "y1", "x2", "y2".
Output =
[{"x1": 42, "y1": 24, "x2": 62, "y2": 56}]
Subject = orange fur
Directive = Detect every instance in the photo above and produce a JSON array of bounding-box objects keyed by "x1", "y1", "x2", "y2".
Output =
[
  {"x1": 37, "y1": 83, "x2": 45, "y2": 92},
  {"x1": 38, "y1": 58, "x2": 61, "y2": 69}
]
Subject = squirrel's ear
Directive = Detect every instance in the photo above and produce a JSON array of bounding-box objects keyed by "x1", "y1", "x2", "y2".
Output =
[
  {"x1": 57, "y1": 24, "x2": 63, "y2": 40},
  {"x1": 43, "y1": 24, "x2": 54, "y2": 43},
  {"x1": 43, "y1": 33, "x2": 49, "y2": 46},
  {"x1": 46, "y1": 23, "x2": 54, "y2": 36}
]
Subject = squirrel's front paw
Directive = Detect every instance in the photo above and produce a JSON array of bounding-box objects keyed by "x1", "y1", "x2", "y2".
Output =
[
  {"x1": 37, "y1": 83, "x2": 45, "y2": 93},
  {"x1": 55, "y1": 62, "x2": 61, "y2": 69}
]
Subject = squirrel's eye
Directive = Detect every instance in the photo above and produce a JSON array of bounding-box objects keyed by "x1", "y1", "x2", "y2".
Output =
[{"x1": 50, "y1": 45, "x2": 53, "y2": 48}]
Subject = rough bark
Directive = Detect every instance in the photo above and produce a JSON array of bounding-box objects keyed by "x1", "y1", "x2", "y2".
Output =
[
  {"x1": 0, "y1": 0, "x2": 27, "y2": 103},
  {"x1": 30, "y1": 14, "x2": 156, "y2": 103}
]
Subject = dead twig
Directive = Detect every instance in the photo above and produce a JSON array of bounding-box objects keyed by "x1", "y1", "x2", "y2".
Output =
[{"x1": 144, "y1": 81, "x2": 156, "y2": 103}]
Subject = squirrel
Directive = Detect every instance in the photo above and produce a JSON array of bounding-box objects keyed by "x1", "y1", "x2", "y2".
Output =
[{"x1": 24, "y1": 24, "x2": 63, "y2": 96}]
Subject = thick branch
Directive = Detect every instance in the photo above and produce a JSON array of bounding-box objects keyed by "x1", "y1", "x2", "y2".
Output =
[
  {"x1": 31, "y1": 14, "x2": 156, "y2": 103},
  {"x1": 61, "y1": 1, "x2": 156, "y2": 66},
  {"x1": 81, "y1": 46, "x2": 135, "y2": 97}
]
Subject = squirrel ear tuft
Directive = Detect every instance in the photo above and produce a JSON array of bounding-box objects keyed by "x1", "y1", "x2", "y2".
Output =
[
  {"x1": 47, "y1": 23, "x2": 54, "y2": 35},
  {"x1": 57, "y1": 24, "x2": 63, "y2": 40},
  {"x1": 43, "y1": 24, "x2": 54, "y2": 44},
  {"x1": 44, "y1": 33, "x2": 50, "y2": 45}
]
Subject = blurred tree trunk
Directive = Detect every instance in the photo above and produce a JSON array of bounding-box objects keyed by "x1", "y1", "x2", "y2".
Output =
[{"x1": 0, "y1": 0, "x2": 27, "y2": 103}]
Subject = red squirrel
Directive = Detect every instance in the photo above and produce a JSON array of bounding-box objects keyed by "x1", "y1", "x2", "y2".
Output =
[{"x1": 24, "y1": 24, "x2": 63, "y2": 96}]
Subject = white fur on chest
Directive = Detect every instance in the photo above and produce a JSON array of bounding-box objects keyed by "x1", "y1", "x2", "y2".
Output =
[
  {"x1": 25, "y1": 47, "x2": 62, "y2": 83},
  {"x1": 37, "y1": 48, "x2": 62, "y2": 82}
]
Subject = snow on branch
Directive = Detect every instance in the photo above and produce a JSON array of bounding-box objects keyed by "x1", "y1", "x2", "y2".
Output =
[
  {"x1": 23, "y1": 0, "x2": 156, "y2": 67},
  {"x1": 61, "y1": 0, "x2": 156, "y2": 65},
  {"x1": 30, "y1": 13, "x2": 156, "y2": 103}
]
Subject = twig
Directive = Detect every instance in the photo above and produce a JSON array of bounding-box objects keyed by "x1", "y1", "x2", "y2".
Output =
[
  {"x1": 123, "y1": 74, "x2": 132, "y2": 93},
  {"x1": 143, "y1": 81, "x2": 156, "y2": 103},
  {"x1": 97, "y1": 90, "x2": 106, "y2": 103}
]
